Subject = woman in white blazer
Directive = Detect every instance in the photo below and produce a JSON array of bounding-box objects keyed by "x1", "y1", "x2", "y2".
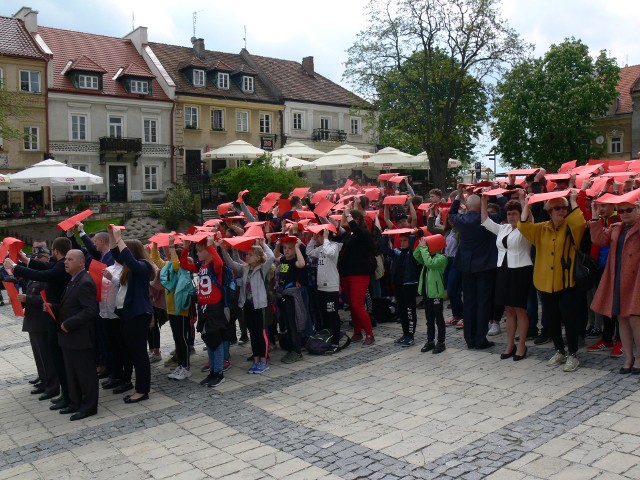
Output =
[{"x1": 481, "y1": 190, "x2": 533, "y2": 361}]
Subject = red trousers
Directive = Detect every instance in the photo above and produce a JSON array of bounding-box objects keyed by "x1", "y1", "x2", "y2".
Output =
[{"x1": 341, "y1": 275, "x2": 373, "y2": 336}]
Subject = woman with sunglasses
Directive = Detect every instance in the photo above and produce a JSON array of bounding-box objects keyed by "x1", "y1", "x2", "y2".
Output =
[
  {"x1": 518, "y1": 191, "x2": 586, "y2": 372},
  {"x1": 589, "y1": 200, "x2": 640, "y2": 374}
]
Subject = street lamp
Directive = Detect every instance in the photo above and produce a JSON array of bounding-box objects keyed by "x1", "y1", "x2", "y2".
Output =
[{"x1": 486, "y1": 151, "x2": 496, "y2": 180}]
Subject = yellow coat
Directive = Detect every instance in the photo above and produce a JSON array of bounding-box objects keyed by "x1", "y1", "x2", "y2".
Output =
[{"x1": 517, "y1": 208, "x2": 586, "y2": 293}]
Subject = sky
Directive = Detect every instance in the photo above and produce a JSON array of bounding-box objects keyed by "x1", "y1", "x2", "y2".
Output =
[{"x1": 4, "y1": 0, "x2": 640, "y2": 168}]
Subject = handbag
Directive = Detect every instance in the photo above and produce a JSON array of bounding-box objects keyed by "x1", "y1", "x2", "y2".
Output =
[{"x1": 565, "y1": 227, "x2": 598, "y2": 291}]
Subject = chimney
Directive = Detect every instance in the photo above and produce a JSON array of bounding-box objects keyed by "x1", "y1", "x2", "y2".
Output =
[
  {"x1": 302, "y1": 56, "x2": 315, "y2": 77},
  {"x1": 13, "y1": 6, "x2": 39, "y2": 33},
  {"x1": 191, "y1": 37, "x2": 205, "y2": 59}
]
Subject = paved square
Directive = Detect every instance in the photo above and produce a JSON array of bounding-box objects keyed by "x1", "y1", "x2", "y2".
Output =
[{"x1": 1, "y1": 304, "x2": 638, "y2": 479}]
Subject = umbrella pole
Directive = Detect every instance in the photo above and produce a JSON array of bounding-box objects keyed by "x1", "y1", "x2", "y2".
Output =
[{"x1": 50, "y1": 187, "x2": 53, "y2": 213}]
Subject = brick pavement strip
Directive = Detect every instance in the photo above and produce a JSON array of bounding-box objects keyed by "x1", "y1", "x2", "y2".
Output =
[{"x1": 1, "y1": 310, "x2": 640, "y2": 478}]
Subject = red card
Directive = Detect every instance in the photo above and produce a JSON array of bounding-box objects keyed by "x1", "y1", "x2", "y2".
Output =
[
  {"x1": 289, "y1": 187, "x2": 310, "y2": 199},
  {"x1": 278, "y1": 235, "x2": 298, "y2": 244},
  {"x1": 482, "y1": 188, "x2": 519, "y2": 197},
  {"x1": 628, "y1": 160, "x2": 640, "y2": 171},
  {"x1": 586, "y1": 177, "x2": 612, "y2": 197},
  {"x1": 244, "y1": 221, "x2": 267, "y2": 227},
  {"x1": 180, "y1": 232, "x2": 209, "y2": 243},
  {"x1": 223, "y1": 236, "x2": 257, "y2": 252},
  {"x1": 0, "y1": 237, "x2": 24, "y2": 263},
  {"x1": 57, "y1": 209, "x2": 94, "y2": 231},
  {"x1": 571, "y1": 164, "x2": 602, "y2": 176},
  {"x1": 4, "y1": 282, "x2": 23, "y2": 316},
  {"x1": 383, "y1": 195, "x2": 408, "y2": 205},
  {"x1": 527, "y1": 191, "x2": 570, "y2": 204},
  {"x1": 558, "y1": 160, "x2": 577, "y2": 173},
  {"x1": 313, "y1": 199, "x2": 335, "y2": 218},
  {"x1": 595, "y1": 189, "x2": 640, "y2": 205},
  {"x1": 203, "y1": 219, "x2": 222, "y2": 227},
  {"x1": 243, "y1": 225, "x2": 265, "y2": 238},
  {"x1": 40, "y1": 290, "x2": 54, "y2": 321},
  {"x1": 378, "y1": 173, "x2": 399, "y2": 181},
  {"x1": 426, "y1": 234, "x2": 447, "y2": 252},
  {"x1": 88, "y1": 259, "x2": 107, "y2": 302},
  {"x1": 381, "y1": 228, "x2": 414, "y2": 235},
  {"x1": 506, "y1": 168, "x2": 540, "y2": 176},
  {"x1": 259, "y1": 192, "x2": 282, "y2": 213},
  {"x1": 109, "y1": 224, "x2": 126, "y2": 231},
  {"x1": 217, "y1": 202, "x2": 234, "y2": 216},
  {"x1": 607, "y1": 163, "x2": 630, "y2": 173},
  {"x1": 311, "y1": 190, "x2": 332, "y2": 204},
  {"x1": 306, "y1": 223, "x2": 337, "y2": 234},
  {"x1": 148, "y1": 232, "x2": 183, "y2": 247},
  {"x1": 298, "y1": 219, "x2": 314, "y2": 228},
  {"x1": 237, "y1": 189, "x2": 249, "y2": 203},
  {"x1": 278, "y1": 199, "x2": 292, "y2": 214},
  {"x1": 293, "y1": 210, "x2": 316, "y2": 219},
  {"x1": 388, "y1": 175, "x2": 407, "y2": 183}
]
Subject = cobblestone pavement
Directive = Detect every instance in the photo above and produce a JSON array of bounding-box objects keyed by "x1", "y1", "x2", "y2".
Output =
[{"x1": 1, "y1": 303, "x2": 639, "y2": 479}]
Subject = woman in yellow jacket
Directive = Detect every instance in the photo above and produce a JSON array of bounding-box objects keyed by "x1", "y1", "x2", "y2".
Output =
[
  {"x1": 518, "y1": 191, "x2": 586, "y2": 372},
  {"x1": 150, "y1": 235, "x2": 193, "y2": 381}
]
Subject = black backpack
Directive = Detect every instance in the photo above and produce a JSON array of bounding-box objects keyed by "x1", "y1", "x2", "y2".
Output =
[{"x1": 305, "y1": 330, "x2": 351, "y2": 355}]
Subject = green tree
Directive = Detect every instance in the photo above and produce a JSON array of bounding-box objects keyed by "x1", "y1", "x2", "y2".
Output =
[
  {"x1": 215, "y1": 156, "x2": 309, "y2": 207},
  {"x1": 161, "y1": 183, "x2": 196, "y2": 230},
  {"x1": 344, "y1": 0, "x2": 528, "y2": 189},
  {"x1": 0, "y1": 79, "x2": 28, "y2": 141},
  {"x1": 491, "y1": 38, "x2": 620, "y2": 171}
]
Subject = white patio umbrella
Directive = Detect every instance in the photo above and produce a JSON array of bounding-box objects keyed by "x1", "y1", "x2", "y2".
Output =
[
  {"x1": 369, "y1": 147, "x2": 417, "y2": 169},
  {"x1": 8, "y1": 159, "x2": 104, "y2": 212},
  {"x1": 312, "y1": 154, "x2": 368, "y2": 170},
  {"x1": 322, "y1": 144, "x2": 372, "y2": 158},
  {"x1": 202, "y1": 140, "x2": 266, "y2": 160},
  {"x1": 270, "y1": 154, "x2": 316, "y2": 171},
  {"x1": 271, "y1": 141, "x2": 324, "y2": 159}
]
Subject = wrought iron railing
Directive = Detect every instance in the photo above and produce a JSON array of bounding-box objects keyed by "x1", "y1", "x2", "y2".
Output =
[
  {"x1": 312, "y1": 128, "x2": 347, "y2": 142},
  {"x1": 99, "y1": 136, "x2": 142, "y2": 153}
]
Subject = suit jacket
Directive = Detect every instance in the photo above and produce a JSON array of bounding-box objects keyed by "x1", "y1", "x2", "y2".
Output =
[
  {"x1": 22, "y1": 280, "x2": 50, "y2": 333},
  {"x1": 54, "y1": 270, "x2": 98, "y2": 350},
  {"x1": 80, "y1": 233, "x2": 114, "y2": 266},
  {"x1": 14, "y1": 257, "x2": 70, "y2": 304}
]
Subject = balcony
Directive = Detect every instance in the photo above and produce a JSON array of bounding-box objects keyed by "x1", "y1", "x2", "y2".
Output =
[
  {"x1": 99, "y1": 136, "x2": 142, "y2": 153},
  {"x1": 312, "y1": 128, "x2": 347, "y2": 143}
]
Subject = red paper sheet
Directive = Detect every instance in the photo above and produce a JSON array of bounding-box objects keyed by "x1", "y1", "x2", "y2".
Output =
[
  {"x1": 40, "y1": 290, "x2": 54, "y2": 321},
  {"x1": 109, "y1": 224, "x2": 126, "y2": 230},
  {"x1": 88, "y1": 259, "x2": 107, "y2": 302},
  {"x1": 343, "y1": 179, "x2": 354, "y2": 189},
  {"x1": 482, "y1": 188, "x2": 519, "y2": 197},
  {"x1": 223, "y1": 236, "x2": 257, "y2": 252},
  {"x1": 571, "y1": 164, "x2": 602, "y2": 175},
  {"x1": 544, "y1": 173, "x2": 571, "y2": 181},
  {"x1": 388, "y1": 175, "x2": 407, "y2": 183},
  {"x1": 426, "y1": 234, "x2": 447, "y2": 252},
  {"x1": 203, "y1": 219, "x2": 222, "y2": 227},
  {"x1": 506, "y1": 168, "x2": 539, "y2": 176},
  {"x1": 244, "y1": 221, "x2": 267, "y2": 227},
  {"x1": 289, "y1": 187, "x2": 310, "y2": 199},
  {"x1": 258, "y1": 192, "x2": 282, "y2": 213},
  {"x1": 595, "y1": 189, "x2": 640, "y2": 205},
  {"x1": 381, "y1": 228, "x2": 414, "y2": 235},
  {"x1": 527, "y1": 190, "x2": 570, "y2": 204},
  {"x1": 57, "y1": 209, "x2": 94, "y2": 231},
  {"x1": 4, "y1": 282, "x2": 23, "y2": 316},
  {"x1": 180, "y1": 232, "x2": 209, "y2": 243},
  {"x1": 607, "y1": 163, "x2": 630, "y2": 173},
  {"x1": 586, "y1": 177, "x2": 612, "y2": 197},
  {"x1": 306, "y1": 223, "x2": 337, "y2": 234},
  {"x1": 278, "y1": 199, "x2": 292, "y2": 214},
  {"x1": 378, "y1": 173, "x2": 399, "y2": 181},
  {"x1": 293, "y1": 210, "x2": 316, "y2": 220},
  {"x1": 217, "y1": 202, "x2": 233, "y2": 216},
  {"x1": 237, "y1": 189, "x2": 249, "y2": 203},
  {"x1": 0, "y1": 237, "x2": 24, "y2": 262},
  {"x1": 243, "y1": 225, "x2": 265, "y2": 238},
  {"x1": 313, "y1": 199, "x2": 335, "y2": 218},
  {"x1": 558, "y1": 160, "x2": 577, "y2": 173},
  {"x1": 311, "y1": 190, "x2": 332, "y2": 204},
  {"x1": 148, "y1": 232, "x2": 183, "y2": 247},
  {"x1": 383, "y1": 195, "x2": 408, "y2": 205}
]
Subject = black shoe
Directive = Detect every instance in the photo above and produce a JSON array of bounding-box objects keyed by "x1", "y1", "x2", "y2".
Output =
[
  {"x1": 102, "y1": 378, "x2": 122, "y2": 390},
  {"x1": 59, "y1": 406, "x2": 78, "y2": 415},
  {"x1": 620, "y1": 366, "x2": 633, "y2": 374},
  {"x1": 123, "y1": 393, "x2": 149, "y2": 404},
  {"x1": 70, "y1": 410, "x2": 96, "y2": 421},
  {"x1": 467, "y1": 343, "x2": 476, "y2": 350},
  {"x1": 207, "y1": 373, "x2": 225, "y2": 388},
  {"x1": 513, "y1": 346, "x2": 528, "y2": 361},
  {"x1": 421, "y1": 341, "x2": 435, "y2": 353},
  {"x1": 395, "y1": 335, "x2": 407, "y2": 344},
  {"x1": 433, "y1": 343, "x2": 446, "y2": 354},
  {"x1": 534, "y1": 334, "x2": 551, "y2": 345},
  {"x1": 97, "y1": 370, "x2": 111, "y2": 379},
  {"x1": 476, "y1": 340, "x2": 495, "y2": 350},
  {"x1": 112, "y1": 382, "x2": 133, "y2": 394},
  {"x1": 401, "y1": 336, "x2": 415, "y2": 347},
  {"x1": 500, "y1": 347, "x2": 517, "y2": 360},
  {"x1": 28, "y1": 377, "x2": 41, "y2": 385},
  {"x1": 30, "y1": 387, "x2": 45, "y2": 395},
  {"x1": 50, "y1": 400, "x2": 70, "y2": 410},
  {"x1": 38, "y1": 392, "x2": 57, "y2": 401},
  {"x1": 50, "y1": 395, "x2": 64, "y2": 404},
  {"x1": 200, "y1": 372, "x2": 216, "y2": 385}
]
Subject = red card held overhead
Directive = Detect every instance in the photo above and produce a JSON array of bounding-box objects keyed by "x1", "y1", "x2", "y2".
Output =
[
  {"x1": 306, "y1": 223, "x2": 337, "y2": 234},
  {"x1": 293, "y1": 210, "x2": 316, "y2": 220},
  {"x1": 237, "y1": 189, "x2": 249, "y2": 203},
  {"x1": 277, "y1": 199, "x2": 292, "y2": 214},
  {"x1": 527, "y1": 190, "x2": 570, "y2": 204},
  {"x1": 243, "y1": 225, "x2": 265, "y2": 238},
  {"x1": 4, "y1": 282, "x2": 23, "y2": 316},
  {"x1": 378, "y1": 173, "x2": 399, "y2": 181},
  {"x1": 180, "y1": 232, "x2": 209, "y2": 243},
  {"x1": 313, "y1": 199, "x2": 335, "y2": 218},
  {"x1": 57, "y1": 209, "x2": 94, "y2": 231},
  {"x1": 244, "y1": 221, "x2": 267, "y2": 228},
  {"x1": 203, "y1": 219, "x2": 222, "y2": 227},
  {"x1": 289, "y1": 187, "x2": 310, "y2": 199},
  {"x1": 0, "y1": 237, "x2": 24, "y2": 263},
  {"x1": 88, "y1": 259, "x2": 107, "y2": 302},
  {"x1": 223, "y1": 236, "x2": 257, "y2": 252},
  {"x1": 258, "y1": 192, "x2": 282, "y2": 213},
  {"x1": 109, "y1": 224, "x2": 126, "y2": 231},
  {"x1": 364, "y1": 188, "x2": 381, "y2": 202},
  {"x1": 558, "y1": 160, "x2": 577, "y2": 173},
  {"x1": 310, "y1": 190, "x2": 332, "y2": 204},
  {"x1": 217, "y1": 202, "x2": 234, "y2": 216},
  {"x1": 482, "y1": 188, "x2": 519, "y2": 197},
  {"x1": 381, "y1": 228, "x2": 414, "y2": 235},
  {"x1": 383, "y1": 195, "x2": 408, "y2": 205},
  {"x1": 594, "y1": 189, "x2": 640, "y2": 205},
  {"x1": 388, "y1": 175, "x2": 407, "y2": 183},
  {"x1": 506, "y1": 168, "x2": 539, "y2": 176}
]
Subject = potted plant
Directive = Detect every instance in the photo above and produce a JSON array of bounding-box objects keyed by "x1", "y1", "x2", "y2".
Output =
[
  {"x1": 10, "y1": 203, "x2": 22, "y2": 218},
  {"x1": 36, "y1": 205, "x2": 46, "y2": 217},
  {"x1": 59, "y1": 205, "x2": 69, "y2": 215},
  {"x1": 77, "y1": 201, "x2": 90, "y2": 211},
  {"x1": 100, "y1": 201, "x2": 109, "y2": 213}
]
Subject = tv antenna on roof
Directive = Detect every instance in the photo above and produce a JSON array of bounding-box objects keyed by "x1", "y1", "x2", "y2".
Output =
[{"x1": 193, "y1": 10, "x2": 204, "y2": 38}]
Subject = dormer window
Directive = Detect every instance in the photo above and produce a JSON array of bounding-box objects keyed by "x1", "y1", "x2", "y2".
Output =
[
  {"x1": 242, "y1": 76, "x2": 254, "y2": 93},
  {"x1": 130, "y1": 80, "x2": 149, "y2": 94},
  {"x1": 218, "y1": 72, "x2": 229, "y2": 90},
  {"x1": 78, "y1": 74, "x2": 99, "y2": 89},
  {"x1": 193, "y1": 69, "x2": 205, "y2": 87}
]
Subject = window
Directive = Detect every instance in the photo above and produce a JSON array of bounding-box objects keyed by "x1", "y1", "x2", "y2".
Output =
[
  {"x1": 242, "y1": 76, "x2": 254, "y2": 93},
  {"x1": 320, "y1": 117, "x2": 330, "y2": 130},
  {"x1": 211, "y1": 109, "x2": 224, "y2": 131},
  {"x1": 350, "y1": 118, "x2": 361, "y2": 135},
  {"x1": 23, "y1": 127, "x2": 39, "y2": 150},
  {"x1": 185, "y1": 106, "x2": 199, "y2": 129},
  {"x1": 236, "y1": 110, "x2": 249, "y2": 132},
  {"x1": 20, "y1": 70, "x2": 41, "y2": 93},
  {"x1": 610, "y1": 136, "x2": 622, "y2": 154},
  {"x1": 193, "y1": 69, "x2": 205, "y2": 87},
  {"x1": 292, "y1": 112, "x2": 304, "y2": 130},
  {"x1": 217, "y1": 73, "x2": 229, "y2": 89},
  {"x1": 78, "y1": 75, "x2": 99, "y2": 89},
  {"x1": 71, "y1": 114, "x2": 87, "y2": 141},
  {"x1": 109, "y1": 116, "x2": 124, "y2": 138},
  {"x1": 130, "y1": 80, "x2": 149, "y2": 94},
  {"x1": 144, "y1": 165, "x2": 159, "y2": 191},
  {"x1": 143, "y1": 119, "x2": 158, "y2": 143},
  {"x1": 71, "y1": 164, "x2": 88, "y2": 191},
  {"x1": 260, "y1": 113, "x2": 271, "y2": 134}
]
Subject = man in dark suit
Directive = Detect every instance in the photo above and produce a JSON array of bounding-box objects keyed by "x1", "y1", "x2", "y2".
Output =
[
  {"x1": 449, "y1": 185, "x2": 506, "y2": 349},
  {"x1": 51, "y1": 249, "x2": 99, "y2": 421}
]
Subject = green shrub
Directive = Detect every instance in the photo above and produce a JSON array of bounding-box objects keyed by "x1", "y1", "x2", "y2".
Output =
[{"x1": 161, "y1": 184, "x2": 196, "y2": 229}]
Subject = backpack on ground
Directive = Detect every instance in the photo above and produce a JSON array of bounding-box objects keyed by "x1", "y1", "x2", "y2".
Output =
[
  {"x1": 305, "y1": 330, "x2": 351, "y2": 355},
  {"x1": 212, "y1": 264, "x2": 238, "y2": 308}
]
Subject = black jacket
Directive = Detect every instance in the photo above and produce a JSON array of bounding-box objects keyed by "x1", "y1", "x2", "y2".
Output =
[
  {"x1": 22, "y1": 280, "x2": 50, "y2": 333},
  {"x1": 14, "y1": 257, "x2": 71, "y2": 304},
  {"x1": 53, "y1": 270, "x2": 98, "y2": 350},
  {"x1": 337, "y1": 220, "x2": 376, "y2": 277}
]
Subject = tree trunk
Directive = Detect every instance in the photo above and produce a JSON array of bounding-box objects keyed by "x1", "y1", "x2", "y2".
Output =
[{"x1": 429, "y1": 153, "x2": 449, "y2": 191}]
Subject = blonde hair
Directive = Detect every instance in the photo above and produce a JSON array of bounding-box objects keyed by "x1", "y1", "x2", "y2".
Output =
[
  {"x1": 544, "y1": 197, "x2": 569, "y2": 211},
  {"x1": 248, "y1": 245, "x2": 267, "y2": 265}
]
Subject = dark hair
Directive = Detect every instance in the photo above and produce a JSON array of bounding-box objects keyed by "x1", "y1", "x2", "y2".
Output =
[
  {"x1": 120, "y1": 239, "x2": 154, "y2": 286},
  {"x1": 357, "y1": 195, "x2": 370, "y2": 210},
  {"x1": 505, "y1": 200, "x2": 522, "y2": 213},
  {"x1": 350, "y1": 209, "x2": 365, "y2": 225},
  {"x1": 412, "y1": 195, "x2": 423, "y2": 206},
  {"x1": 52, "y1": 237, "x2": 72, "y2": 256},
  {"x1": 290, "y1": 196, "x2": 301, "y2": 207},
  {"x1": 429, "y1": 188, "x2": 443, "y2": 198}
]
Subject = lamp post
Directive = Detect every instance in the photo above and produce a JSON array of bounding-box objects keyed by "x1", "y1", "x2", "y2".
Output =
[{"x1": 486, "y1": 151, "x2": 496, "y2": 180}]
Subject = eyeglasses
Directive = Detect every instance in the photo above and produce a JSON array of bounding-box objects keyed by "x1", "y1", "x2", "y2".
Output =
[
  {"x1": 618, "y1": 207, "x2": 636, "y2": 214},
  {"x1": 552, "y1": 206, "x2": 568, "y2": 211}
]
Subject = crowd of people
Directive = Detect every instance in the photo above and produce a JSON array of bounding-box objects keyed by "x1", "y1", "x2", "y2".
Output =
[{"x1": 2, "y1": 161, "x2": 640, "y2": 420}]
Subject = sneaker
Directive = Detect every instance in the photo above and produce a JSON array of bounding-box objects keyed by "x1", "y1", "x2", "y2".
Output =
[
  {"x1": 587, "y1": 339, "x2": 613, "y2": 352},
  {"x1": 351, "y1": 333, "x2": 364, "y2": 342},
  {"x1": 253, "y1": 362, "x2": 269, "y2": 374},
  {"x1": 433, "y1": 342, "x2": 446, "y2": 354},
  {"x1": 547, "y1": 351, "x2": 567, "y2": 367},
  {"x1": 200, "y1": 362, "x2": 210, "y2": 372},
  {"x1": 207, "y1": 373, "x2": 225, "y2": 387},
  {"x1": 394, "y1": 335, "x2": 407, "y2": 344},
  {"x1": 362, "y1": 336, "x2": 376, "y2": 347},
  {"x1": 563, "y1": 355, "x2": 580, "y2": 372},
  {"x1": 167, "y1": 366, "x2": 183, "y2": 379},
  {"x1": 401, "y1": 336, "x2": 415, "y2": 347},
  {"x1": 421, "y1": 341, "x2": 435, "y2": 353},
  {"x1": 223, "y1": 360, "x2": 231, "y2": 371},
  {"x1": 586, "y1": 327, "x2": 602, "y2": 339},
  {"x1": 455, "y1": 319, "x2": 464, "y2": 330},
  {"x1": 199, "y1": 371, "x2": 216, "y2": 385},
  {"x1": 247, "y1": 363, "x2": 258, "y2": 374},
  {"x1": 164, "y1": 355, "x2": 178, "y2": 367},
  {"x1": 610, "y1": 341, "x2": 623, "y2": 358},
  {"x1": 487, "y1": 322, "x2": 501, "y2": 336},
  {"x1": 149, "y1": 352, "x2": 162, "y2": 363},
  {"x1": 534, "y1": 333, "x2": 551, "y2": 345},
  {"x1": 172, "y1": 367, "x2": 192, "y2": 381}
]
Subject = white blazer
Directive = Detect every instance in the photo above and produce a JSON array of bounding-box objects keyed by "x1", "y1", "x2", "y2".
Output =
[{"x1": 482, "y1": 218, "x2": 533, "y2": 268}]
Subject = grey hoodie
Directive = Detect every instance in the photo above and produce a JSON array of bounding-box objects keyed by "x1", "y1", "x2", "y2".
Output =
[{"x1": 306, "y1": 238, "x2": 342, "y2": 292}]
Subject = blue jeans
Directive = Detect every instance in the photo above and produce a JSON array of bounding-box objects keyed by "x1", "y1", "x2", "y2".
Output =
[{"x1": 208, "y1": 342, "x2": 224, "y2": 374}]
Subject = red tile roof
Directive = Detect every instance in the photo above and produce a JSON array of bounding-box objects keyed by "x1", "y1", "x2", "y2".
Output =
[
  {"x1": 0, "y1": 16, "x2": 47, "y2": 59},
  {"x1": 38, "y1": 26, "x2": 170, "y2": 101},
  {"x1": 148, "y1": 42, "x2": 279, "y2": 104},
  {"x1": 616, "y1": 65, "x2": 640, "y2": 114},
  {"x1": 119, "y1": 62, "x2": 155, "y2": 78},
  {"x1": 246, "y1": 52, "x2": 365, "y2": 107},
  {"x1": 176, "y1": 56, "x2": 210, "y2": 70},
  {"x1": 68, "y1": 55, "x2": 106, "y2": 73}
]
